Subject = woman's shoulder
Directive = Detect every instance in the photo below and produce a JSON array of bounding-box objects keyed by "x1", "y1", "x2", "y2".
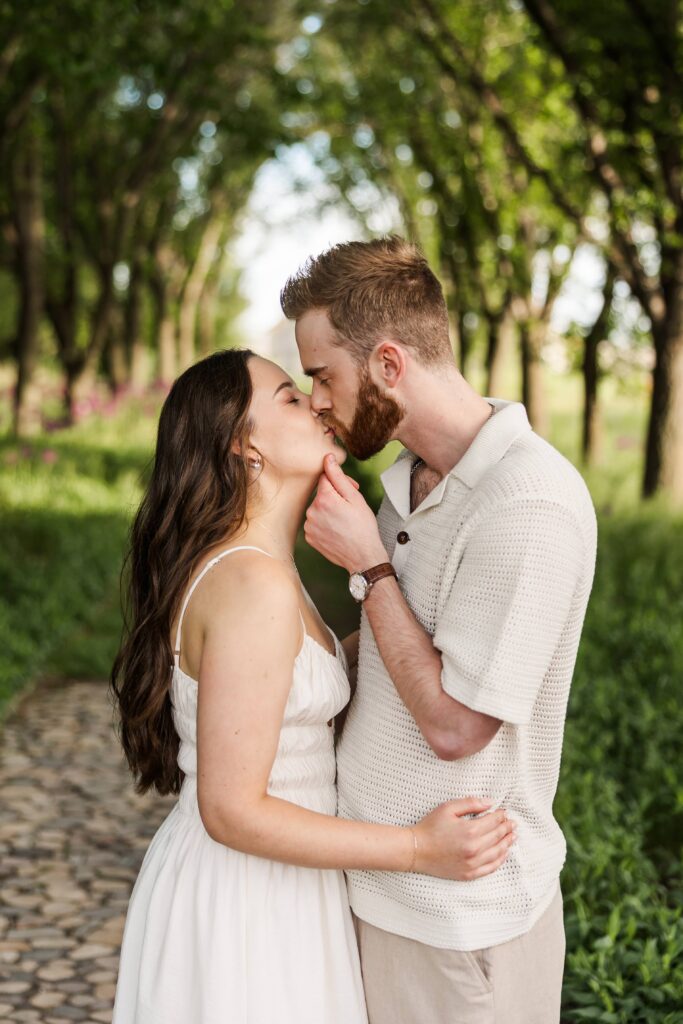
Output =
[{"x1": 194, "y1": 545, "x2": 300, "y2": 619}]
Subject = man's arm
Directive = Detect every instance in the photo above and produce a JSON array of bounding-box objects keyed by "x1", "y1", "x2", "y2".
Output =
[
  {"x1": 362, "y1": 576, "x2": 502, "y2": 759},
  {"x1": 304, "y1": 457, "x2": 501, "y2": 760}
]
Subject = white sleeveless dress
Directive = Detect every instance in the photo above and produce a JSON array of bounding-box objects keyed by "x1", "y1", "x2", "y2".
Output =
[{"x1": 112, "y1": 546, "x2": 368, "y2": 1024}]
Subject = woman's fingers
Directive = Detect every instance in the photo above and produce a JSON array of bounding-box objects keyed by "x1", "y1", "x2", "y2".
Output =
[
  {"x1": 469, "y1": 848, "x2": 510, "y2": 879},
  {"x1": 477, "y1": 821, "x2": 515, "y2": 854},
  {"x1": 469, "y1": 808, "x2": 509, "y2": 838},
  {"x1": 450, "y1": 797, "x2": 493, "y2": 818},
  {"x1": 470, "y1": 832, "x2": 517, "y2": 876}
]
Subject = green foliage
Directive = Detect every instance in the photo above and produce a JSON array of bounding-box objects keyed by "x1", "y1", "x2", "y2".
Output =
[
  {"x1": 0, "y1": 396, "x2": 158, "y2": 710},
  {"x1": 557, "y1": 511, "x2": 683, "y2": 1019}
]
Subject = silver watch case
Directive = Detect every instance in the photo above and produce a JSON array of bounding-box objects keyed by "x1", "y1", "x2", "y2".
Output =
[{"x1": 349, "y1": 572, "x2": 369, "y2": 602}]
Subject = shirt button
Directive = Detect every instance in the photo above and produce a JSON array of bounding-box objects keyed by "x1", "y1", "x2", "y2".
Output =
[{"x1": 397, "y1": 531, "x2": 410, "y2": 544}]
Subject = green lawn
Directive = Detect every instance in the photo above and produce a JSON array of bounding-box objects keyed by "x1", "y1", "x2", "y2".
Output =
[
  {"x1": 0, "y1": 396, "x2": 158, "y2": 711},
  {"x1": 1, "y1": 364, "x2": 681, "y2": 1018}
]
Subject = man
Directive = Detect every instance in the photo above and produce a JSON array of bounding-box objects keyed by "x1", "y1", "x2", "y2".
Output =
[{"x1": 280, "y1": 235, "x2": 597, "y2": 1024}]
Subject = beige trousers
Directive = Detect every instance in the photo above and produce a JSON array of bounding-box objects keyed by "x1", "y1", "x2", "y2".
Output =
[{"x1": 352, "y1": 885, "x2": 565, "y2": 1024}]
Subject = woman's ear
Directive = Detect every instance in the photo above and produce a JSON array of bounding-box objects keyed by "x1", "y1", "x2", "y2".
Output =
[
  {"x1": 241, "y1": 445, "x2": 263, "y2": 469},
  {"x1": 231, "y1": 436, "x2": 262, "y2": 468}
]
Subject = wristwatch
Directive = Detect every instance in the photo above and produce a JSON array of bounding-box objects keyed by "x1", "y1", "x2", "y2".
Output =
[{"x1": 349, "y1": 562, "x2": 397, "y2": 603}]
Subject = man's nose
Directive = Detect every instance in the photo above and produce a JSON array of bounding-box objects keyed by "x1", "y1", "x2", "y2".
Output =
[{"x1": 310, "y1": 386, "x2": 331, "y2": 415}]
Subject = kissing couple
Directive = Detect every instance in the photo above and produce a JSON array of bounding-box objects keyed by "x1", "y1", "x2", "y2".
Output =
[{"x1": 111, "y1": 235, "x2": 597, "y2": 1024}]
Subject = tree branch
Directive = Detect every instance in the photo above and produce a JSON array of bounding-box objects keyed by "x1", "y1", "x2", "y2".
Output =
[{"x1": 410, "y1": 0, "x2": 664, "y2": 322}]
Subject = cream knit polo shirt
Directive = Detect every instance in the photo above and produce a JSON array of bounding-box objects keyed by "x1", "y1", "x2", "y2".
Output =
[{"x1": 336, "y1": 398, "x2": 597, "y2": 951}]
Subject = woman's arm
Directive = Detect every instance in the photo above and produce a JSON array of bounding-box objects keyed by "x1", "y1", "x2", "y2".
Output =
[
  {"x1": 341, "y1": 628, "x2": 360, "y2": 672},
  {"x1": 195, "y1": 556, "x2": 514, "y2": 880},
  {"x1": 336, "y1": 628, "x2": 359, "y2": 733}
]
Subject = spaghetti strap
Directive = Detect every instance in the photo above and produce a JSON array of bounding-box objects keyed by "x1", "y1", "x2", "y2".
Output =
[
  {"x1": 173, "y1": 546, "x2": 275, "y2": 667},
  {"x1": 296, "y1": 605, "x2": 306, "y2": 658}
]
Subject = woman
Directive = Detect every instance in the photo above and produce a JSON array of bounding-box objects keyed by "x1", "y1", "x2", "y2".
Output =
[{"x1": 110, "y1": 349, "x2": 516, "y2": 1024}]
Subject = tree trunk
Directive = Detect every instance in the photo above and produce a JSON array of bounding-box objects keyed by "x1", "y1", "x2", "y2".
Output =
[
  {"x1": 63, "y1": 361, "x2": 81, "y2": 425},
  {"x1": 457, "y1": 310, "x2": 470, "y2": 378},
  {"x1": 177, "y1": 216, "x2": 224, "y2": 372},
  {"x1": 582, "y1": 263, "x2": 616, "y2": 465},
  {"x1": 131, "y1": 337, "x2": 150, "y2": 390},
  {"x1": 11, "y1": 130, "x2": 45, "y2": 436},
  {"x1": 46, "y1": 97, "x2": 80, "y2": 423},
  {"x1": 485, "y1": 315, "x2": 500, "y2": 395},
  {"x1": 125, "y1": 250, "x2": 149, "y2": 390},
  {"x1": 79, "y1": 266, "x2": 115, "y2": 386},
  {"x1": 661, "y1": 316, "x2": 683, "y2": 502},
  {"x1": 486, "y1": 309, "x2": 515, "y2": 397},
  {"x1": 46, "y1": 303, "x2": 80, "y2": 425},
  {"x1": 520, "y1": 319, "x2": 548, "y2": 436},
  {"x1": 105, "y1": 305, "x2": 128, "y2": 393},
  {"x1": 158, "y1": 316, "x2": 177, "y2": 385},
  {"x1": 197, "y1": 278, "x2": 219, "y2": 357},
  {"x1": 582, "y1": 324, "x2": 600, "y2": 466},
  {"x1": 643, "y1": 255, "x2": 683, "y2": 502},
  {"x1": 149, "y1": 272, "x2": 177, "y2": 385}
]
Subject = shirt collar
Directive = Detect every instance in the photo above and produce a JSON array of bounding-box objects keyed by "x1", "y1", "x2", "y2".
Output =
[{"x1": 380, "y1": 398, "x2": 532, "y2": 520}]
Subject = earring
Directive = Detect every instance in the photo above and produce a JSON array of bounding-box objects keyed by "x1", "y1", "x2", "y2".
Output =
[{"x1": 248, "y1": 457, "x2": 262, "y2": 469}]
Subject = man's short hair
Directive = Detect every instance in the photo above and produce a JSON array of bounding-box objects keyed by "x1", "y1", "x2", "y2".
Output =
[{"x1": 280, "y1": 235, "x2": 453, "y2": 366}]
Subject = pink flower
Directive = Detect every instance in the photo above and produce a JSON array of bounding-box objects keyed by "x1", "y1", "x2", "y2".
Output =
[{"x1": 42, "y1": 449, "x2": 59, "y2": 464}]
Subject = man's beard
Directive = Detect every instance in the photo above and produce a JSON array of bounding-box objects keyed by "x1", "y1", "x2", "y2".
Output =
[{"x1": 324, "y1": 366, "x2": 405, "y2": 461}]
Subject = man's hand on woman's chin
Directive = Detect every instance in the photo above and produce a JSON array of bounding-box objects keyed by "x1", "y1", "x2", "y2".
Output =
[{"x1": 304, "y1": 454, "x2": 389, "y2": 572}]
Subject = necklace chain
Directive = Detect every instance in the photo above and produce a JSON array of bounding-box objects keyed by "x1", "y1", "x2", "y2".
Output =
[{"x1": 252, "y1": 521, "x2": 300, "y2": 577}]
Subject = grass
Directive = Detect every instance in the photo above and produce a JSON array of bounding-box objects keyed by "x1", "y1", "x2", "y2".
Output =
[{"x1": 0, "y1": 396, "x2": 158, "y2": 713}]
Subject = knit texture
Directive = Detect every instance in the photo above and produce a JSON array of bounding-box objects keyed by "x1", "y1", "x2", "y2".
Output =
[{"x1": 336, "y1": 399, "x2": 598, "y2": 950}]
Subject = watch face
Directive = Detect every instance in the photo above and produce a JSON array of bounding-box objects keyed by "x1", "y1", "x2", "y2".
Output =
[{"x1": 349, "y1": 573, "x2": 368, "y2": 601}]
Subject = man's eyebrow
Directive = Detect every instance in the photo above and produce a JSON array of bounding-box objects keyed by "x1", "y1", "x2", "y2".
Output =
[
  {"x1": 303, "y1": 365, "x2": 328, "y2": 378},
  {"x1": 272, "y1": 380, "x2": 294, "y2": 398}
]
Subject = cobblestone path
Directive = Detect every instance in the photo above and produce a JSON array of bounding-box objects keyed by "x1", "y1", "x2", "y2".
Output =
[{"x1": 0, "y1": 679, "x2": 175, "y2": 1022}]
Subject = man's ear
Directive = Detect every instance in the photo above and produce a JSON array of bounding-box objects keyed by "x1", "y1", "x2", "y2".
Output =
[{"x1": 373, "y1": 340, "x2": 407, "y2": 388}]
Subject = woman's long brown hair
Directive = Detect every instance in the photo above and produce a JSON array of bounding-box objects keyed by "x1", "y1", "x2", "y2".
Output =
[{"x1": 110, "y1": 348, "x2": 256, "y2": 795}]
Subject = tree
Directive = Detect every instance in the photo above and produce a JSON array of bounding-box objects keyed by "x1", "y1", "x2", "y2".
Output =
[
  {"x1": 284, "y1": 0, "x2": 582, "y2": 432},
  {"x1": 409, "y1": 0, "x2": 683, "y2": 500},
  {"x1": 0, "y1": 0, "x2": 295, "y2": 422}
]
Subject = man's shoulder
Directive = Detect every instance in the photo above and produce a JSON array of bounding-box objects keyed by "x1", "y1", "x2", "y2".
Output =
[
  {"x1": 493, "y1": 432, "x2": 590, "y2": 498},
  {"x1": 470, "y1": 432, "x2": 596, "y2": 534}
]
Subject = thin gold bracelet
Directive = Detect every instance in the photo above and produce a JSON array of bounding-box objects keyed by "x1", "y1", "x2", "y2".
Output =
[{"x1": 408, "y1": 826, "x2": 418, "y2": 873}]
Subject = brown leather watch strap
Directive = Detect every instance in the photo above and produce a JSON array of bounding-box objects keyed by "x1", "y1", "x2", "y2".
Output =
[{"x1": 362, "y1": 562, "x2": 397, "y2": 585}]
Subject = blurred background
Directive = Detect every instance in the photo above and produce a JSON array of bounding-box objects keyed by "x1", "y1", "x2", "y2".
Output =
[{"x1": 0, "y1": 1, "x2": 682, "y2": 1020}]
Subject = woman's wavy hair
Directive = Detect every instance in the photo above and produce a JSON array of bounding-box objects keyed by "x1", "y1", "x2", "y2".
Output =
[{"x1": 110, "y1": 348, "x2": 256, "y2": 795}]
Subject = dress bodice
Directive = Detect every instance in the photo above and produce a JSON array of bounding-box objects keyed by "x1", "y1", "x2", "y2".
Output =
[{"x1": 172, "y1": 628, "x2": 350, "y2": 817}]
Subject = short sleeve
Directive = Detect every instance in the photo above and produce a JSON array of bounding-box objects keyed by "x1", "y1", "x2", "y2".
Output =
[{"x1": 432, "y1": 497, "x2": 586, "y2": 726}]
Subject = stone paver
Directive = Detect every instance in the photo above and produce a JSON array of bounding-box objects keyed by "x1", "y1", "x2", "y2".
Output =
[{"x1": 0, "y1": 679, "x2": 175, "y2": 1021}]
